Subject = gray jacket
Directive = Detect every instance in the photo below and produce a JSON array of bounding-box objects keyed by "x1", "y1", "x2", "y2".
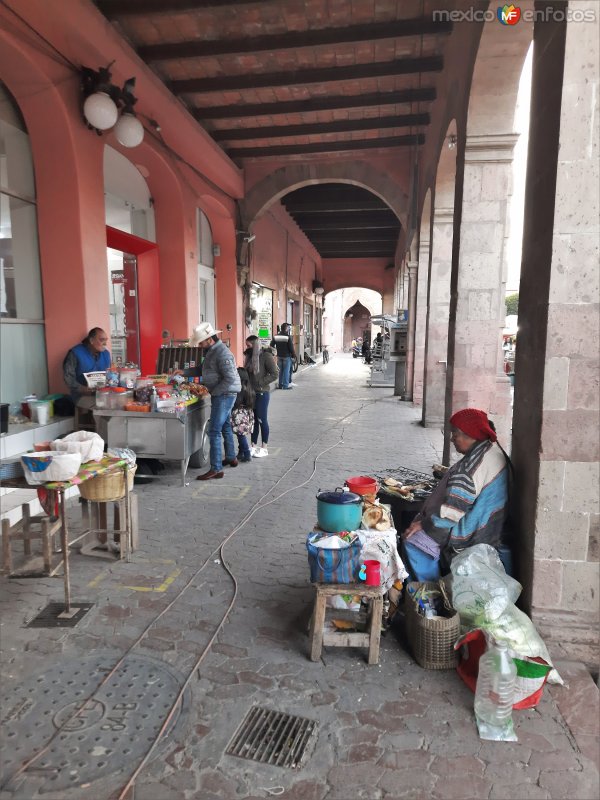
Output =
[{"x1": 202, "y1": 340, "x2": 241, "y2": 396}]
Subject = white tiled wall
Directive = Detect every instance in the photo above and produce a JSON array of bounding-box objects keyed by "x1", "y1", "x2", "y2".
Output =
[{"x1": 0, "y1": 418, "x2": 74, "y2": 459}]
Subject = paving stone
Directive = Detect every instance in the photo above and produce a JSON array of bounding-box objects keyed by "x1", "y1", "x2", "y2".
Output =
[
  {"x1": 430, "y1": 755, "x2": 486, "y2": 777},
  {"x1": 538, "y1": 768, "x2": 600, "y2": 798},
  {"x1": 282, "y1": 779, "x2": 329, "y2": 800},
  {"x1": 430, "y1": 775, "x2": 493, "y2": 799},
  {"x1": 529, "y1": 749, "x2": 585, "y2": 772},
  {"x1": 489, "y1": 783, "x2": 551, "y2": 799},
  {"x1": 328, "y1": 763, "x2": 391, "y2": 789},
  {"x1": 484, "y1": 760, "x2": 540, "y2": 784},
  {"x1": 377, "y1": 767, "x2": 438, "y2": 796}
]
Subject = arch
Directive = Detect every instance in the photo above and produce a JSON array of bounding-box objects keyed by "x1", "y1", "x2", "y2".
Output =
[
  {"x1": 0, "y1": 28, "x2": 108, "y2": 392},
  {"x1": 240, "y1": 161, "x2": 409, "y2": 230},
  {"x1": 322, "y1": 287, "x2": 382, "y2": 353}
]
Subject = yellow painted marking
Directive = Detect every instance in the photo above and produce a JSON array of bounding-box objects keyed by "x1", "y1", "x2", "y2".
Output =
[
  {"x1": 123, "y1": 566, "x2": 181, "y2": 593},
  {"x1": 191, "y1": 485, "x2": 250, "y2": 501},
  {"x1": 87, "y1": 557, "x2": 177, "y2": 589},
  {"x1": 87, "y1": 571, "x2": 109, "y2": 588}
]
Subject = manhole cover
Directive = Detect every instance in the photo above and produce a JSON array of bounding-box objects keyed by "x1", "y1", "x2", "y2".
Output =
[
  {"x1": 226, "y1": 706, "x2": 317, "y2": 769},
  {"x1": 0, "y1": 653, "x2": 189, "y2": 793}
]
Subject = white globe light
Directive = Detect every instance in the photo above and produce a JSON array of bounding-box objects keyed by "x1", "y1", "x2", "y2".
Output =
[
  {"x1": 83, "y1": 91, "x2": 118, "y2": 130},
  {"x1": 114, "y1": 113, "x2": 144, "y2": 148}
]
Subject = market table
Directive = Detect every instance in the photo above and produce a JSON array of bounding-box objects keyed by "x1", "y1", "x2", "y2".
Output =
[
  {"x1": 93, "y1": 396, "x2": 209, "y2": 486},
  {"x1": 2, "y1": 456, "x2": 128, "y2": 615}
]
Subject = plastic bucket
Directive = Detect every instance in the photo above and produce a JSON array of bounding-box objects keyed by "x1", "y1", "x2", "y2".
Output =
[
  {"x1": 364, "y1": 560, "x2": 381, "y2": 586},
  {"x1": 346, "y1": 475, "x2": 378, "y2": 496}
]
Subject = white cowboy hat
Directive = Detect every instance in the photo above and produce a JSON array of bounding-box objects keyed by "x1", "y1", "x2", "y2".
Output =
[{"x1": 190, "y1": 322, "x2": 222, "y2": 346}]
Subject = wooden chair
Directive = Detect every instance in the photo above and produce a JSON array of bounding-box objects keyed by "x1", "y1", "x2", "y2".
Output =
[{"x1": 1, "y1": 505, "x2": 61, "y2": 576}]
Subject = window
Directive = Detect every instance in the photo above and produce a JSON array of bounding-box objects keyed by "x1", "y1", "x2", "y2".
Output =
[{"x1": 0, "y1": 82, "x2": 47, "y2": 404}]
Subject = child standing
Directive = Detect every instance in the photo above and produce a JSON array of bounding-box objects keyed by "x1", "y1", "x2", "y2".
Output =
[{"x1": 231, "y1": 367, "x2": 255, "y2": 462}]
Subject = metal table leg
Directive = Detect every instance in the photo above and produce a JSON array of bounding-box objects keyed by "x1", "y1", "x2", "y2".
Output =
[{"x1": 181, "y1": 456, "x2": 190, "y2": 486}]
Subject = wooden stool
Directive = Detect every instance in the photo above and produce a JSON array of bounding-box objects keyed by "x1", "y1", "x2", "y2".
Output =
[
  {"x1": 1, "y1": 505, "x2": 61, "y2": 576},
  {"x1": 308, "y1": 582, "x2": 384, "y2": 665},
  {"x1": 79, "y1": 493, "x2": 139, "y2": 560}
]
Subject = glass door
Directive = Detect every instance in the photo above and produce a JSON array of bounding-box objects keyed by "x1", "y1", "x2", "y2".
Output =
[{"x1": 107, "y1": 247, "x2": 140, "y2": 366}]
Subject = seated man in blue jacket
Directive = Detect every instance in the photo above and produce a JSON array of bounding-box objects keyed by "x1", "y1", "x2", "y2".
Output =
[
  {"x1": 63, "y1": 327, "x2": 111, "y2": 403},
  {"x1": 191, "y1": 322, "x2": 242, "y2": 481}
]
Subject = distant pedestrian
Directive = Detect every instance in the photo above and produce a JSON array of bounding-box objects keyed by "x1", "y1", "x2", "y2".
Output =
[
  {"x1": 244, "y1": 335, "x2": 278, "y2": 457},
  {"x1": 270, "y1": 322, "x2": 296, "y2": 390},
  {"x1": 231, "y1": 367, "x2": 255, "y2": 463}
]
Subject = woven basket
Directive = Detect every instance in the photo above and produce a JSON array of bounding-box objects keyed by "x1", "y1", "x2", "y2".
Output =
[
  {"x1": 405, "y1": 580, "x2": 460, "y2": 670},
  {"x1": 78, "y1": 466, "x2": 136, "y2": 502}
]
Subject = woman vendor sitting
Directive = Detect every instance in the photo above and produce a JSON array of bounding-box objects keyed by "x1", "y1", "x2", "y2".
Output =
[
  {"x1": 401, "y1": 408, "x2": 509, "y2": 581},
  {"x1": 63, "y1": 327, "x2": 111, "y2": 402}
]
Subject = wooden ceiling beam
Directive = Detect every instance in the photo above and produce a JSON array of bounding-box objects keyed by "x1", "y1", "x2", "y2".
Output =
[
  {"x1": 307, "y1": 233, "x2": 399, "y2": 243},
  {"x1": 318, "y1": 249, "x2": 395, "y2": 257},
  {"x1": 97, "y1": 0, "x2": 264, "y2": 16},
  {"x1": 212, "y1": 112, "x2": 429, "y2": 142},
  {"x1": 283, "y1": 200, "x2": 388, "y2": 213},
  {"x1": 193, "y1": 88, "x2": 436, "y2": 120},
  {"x1": 171, "y1": 56, "x2": 443, "y2": 94},
  {"x1": 138, "y1": 18, "x2": 451, "y2": 61},
  {"x1": 227, "y1": 133, "x2": 424, "y2": 159}
]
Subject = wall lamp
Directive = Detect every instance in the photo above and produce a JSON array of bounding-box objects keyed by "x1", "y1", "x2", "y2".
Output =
[
  {"x1": 236, "y1": 230, "x2": 255, "y2": 243},
  {"x1": 312, "y1": 279, "x2": 324, "y2": 295},
  {"x1": 81, "y1": 65, "x2": 144, "y2": 148},
  {"x1": 447, "y1": 134, "x2": 457, "y2": 150}
]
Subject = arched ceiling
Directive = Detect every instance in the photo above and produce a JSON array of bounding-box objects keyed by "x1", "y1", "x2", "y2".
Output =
[{"x1": 281, "y1": 183, "x2": 400, "y2": 259}]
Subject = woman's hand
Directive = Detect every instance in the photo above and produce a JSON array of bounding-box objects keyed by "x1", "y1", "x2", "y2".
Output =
[{"x1": 402, "y1": 519, "x2": 423, "y2": 541}]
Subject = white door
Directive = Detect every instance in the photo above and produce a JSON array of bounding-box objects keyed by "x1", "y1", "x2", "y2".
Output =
[{"x1": 198, "y1": 264, "x2": 215, "y2": 326}]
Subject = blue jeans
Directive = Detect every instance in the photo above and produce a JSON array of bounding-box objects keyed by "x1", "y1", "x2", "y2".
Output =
[
  {"x1": 236, "y1": 433, "x2": 251, "y2": 460},
  {"x1": 208, "y1": 394, "x2": 236, "y2": 471},
  {"x1": 252, "y1": 391, "x2": 270, "y2": 445},
  {"x1": 278, "y1": 356, "x2": 292, "y2": 388}
]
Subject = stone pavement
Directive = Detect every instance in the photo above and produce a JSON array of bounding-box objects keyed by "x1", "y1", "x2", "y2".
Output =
[{"x1": 0, "y1": 355, "x2": 598, "y2": 800}]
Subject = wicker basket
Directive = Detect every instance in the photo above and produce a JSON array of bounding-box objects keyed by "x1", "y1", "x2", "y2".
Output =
[
  {"x1": 78, "y1": 466, "x2": 136, "y2": 503},
  {"x1": 405, "y1": 580, "x2": 460, "y2": 670}
]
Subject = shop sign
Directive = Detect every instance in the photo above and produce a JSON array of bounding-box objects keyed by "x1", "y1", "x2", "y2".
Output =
[{"x1": 111, "y1": 271, "x2": 125, "y2": 284}]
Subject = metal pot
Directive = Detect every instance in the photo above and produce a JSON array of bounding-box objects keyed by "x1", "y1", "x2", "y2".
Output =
[{"x1": 316, "y1": 488, "x2": 363, "y2": 533}]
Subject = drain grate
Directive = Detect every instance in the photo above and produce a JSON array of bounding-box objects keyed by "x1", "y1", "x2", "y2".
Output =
[
  {"x1": 226, "y1": 706, "x2": 317, "y2": 769},
  {"x1": 26, "y1": 602, "x2": 94, "y2": 628}
]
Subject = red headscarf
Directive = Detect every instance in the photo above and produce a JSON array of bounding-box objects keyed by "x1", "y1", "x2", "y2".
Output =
[{"x1": 449, "y1": 408, "x2": 497, "y2": 442}]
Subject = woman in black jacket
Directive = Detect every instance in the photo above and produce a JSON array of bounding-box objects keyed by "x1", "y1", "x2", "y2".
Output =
[{"x1": 244, "y1": 335, "x2": 279, "y2": 457}]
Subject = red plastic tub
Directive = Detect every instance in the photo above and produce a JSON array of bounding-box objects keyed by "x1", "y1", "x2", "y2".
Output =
[{"x1": 346, "y1": 475, "x2": 378, "y2": 496}]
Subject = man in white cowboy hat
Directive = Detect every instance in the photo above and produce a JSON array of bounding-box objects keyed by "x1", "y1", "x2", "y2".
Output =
[{"x1": 191, "y1": 322, "x2": 241, "y2": 480}]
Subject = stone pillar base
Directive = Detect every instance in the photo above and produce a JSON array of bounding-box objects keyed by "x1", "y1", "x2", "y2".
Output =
[{"x1": 531, "y1": 608, "x2": 599, "y2": 672}]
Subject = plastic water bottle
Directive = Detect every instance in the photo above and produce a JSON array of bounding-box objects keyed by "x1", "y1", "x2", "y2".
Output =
[{"x1": 474, "y1": 641, "x2": 517, "y2": 729}]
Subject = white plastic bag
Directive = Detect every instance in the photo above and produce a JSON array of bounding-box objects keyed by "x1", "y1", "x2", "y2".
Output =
[
  {"x1": 358, "y1": 526, "x2": 408, "y2": 591},
  {"x1": 21, "y1": 451, "x2": 82, "y2": 484},
  {"x1": 451, "y1": 544, "x2": 522, "y2": 625},
  {"x1": 51, "y1": 431, "x2": 104, "y2": 462}
]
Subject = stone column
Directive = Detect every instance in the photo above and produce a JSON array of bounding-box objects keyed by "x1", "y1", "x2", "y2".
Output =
[
  {"x1": 403, "y1": 261, "x2": 418, "y2": 401},
  {"x1": 512, "y1": 1, "x2": 599, "y2": 664},
  {"x1": 412, "y1": 239, "x2": 430, "y2": 406},
  {"x1": 422, "y1": 209, "x2": 453, "y2": 427},
  {"x1": 449, "y1": 134, "x2": 516, "y2": 442}
]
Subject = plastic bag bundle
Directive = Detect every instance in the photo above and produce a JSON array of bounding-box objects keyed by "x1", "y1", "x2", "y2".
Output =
[
  {"x1": 107, "y1": 447, "x2": 137, "y2": 469},
  {"x1": 451, "y1": 544, "x2": 522, "y2": 626},
  {"x1": 451, "y1": 544, "x2": 562, "y2": 686}
]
